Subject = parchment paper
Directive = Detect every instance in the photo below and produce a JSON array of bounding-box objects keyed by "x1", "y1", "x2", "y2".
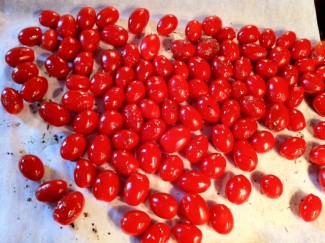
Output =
[{"x1": 0, "y1": 0, "x2": 323, "y2": 243}]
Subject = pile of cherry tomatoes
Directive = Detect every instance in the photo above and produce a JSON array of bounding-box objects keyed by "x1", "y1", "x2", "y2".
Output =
[{"x1": 2, "y1": 5, "x2": 325, "y2": 242}]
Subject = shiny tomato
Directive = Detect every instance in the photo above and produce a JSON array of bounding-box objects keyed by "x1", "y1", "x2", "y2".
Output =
[
  {"x1": 20, "y1": 76, "x2": 48, "y2": 103},
  {"x1": 18, "y1": 26, "x2": 42, "y2": 46},
  {"x1": 180, "y1": 193, "x2": 209, "y2": 225},
  {"x1": 264, "y1": 103, "x2": 289, "y2": 132},
  {"x1": 53, "y1": 191, "x2": 84, "y2": 225},
  {"x1": 269, "y1": 46, "x2": 291, "y2": 68},
  {"x1": 179, "y1": 105, "x2": 203, "y2": 131},
  {"x1": 96, "y1": 6, "x2": 119, "y2": 29},
  {"x1": 233, "y1": 57, "x2": 252, "y2": 81},
  {"x1": 160, "y1": 126, "x2": 191, "y2": 153},
  {"x1": 74, "y1": 158, "x2": 97, "y2": 188},
  {"x1": 101, "y1": 49, "x2": 122, "y2": 74},
  {"x1": 266, "y1": 76, "x2": 289, "y2": 103},
  {"x1": 90, "y1": 71, "x2": 113, "y2": 96},
  {"x1": 295, "y1": 58, "x2": 315, "y2": 74},
  {"x1": 290, "y1": 38, "x2": 312, "y2": 60},
  {"x1": 280, "y1": 137, "x2": 306, "y2": 160},
  {"x1": 77, "y1": 7, "x2": 96, "y2": 30},
  {"x1": 60, "y1": 133, "x2": 87, "y2": 161},
  {"x1": 255, "y1": 59, "x2": 278, "y2": 78},
  {"x1": 152, "y1": 55, "x2": 173, "y2": 78},
  {"x1": 112, "y1": 129, "x2": 139, "y2": 150},
  {"x1": 58, "y1": 37, "x2": 80, "y2": 61},
  {"x1": 285, "y1": 86, "x2": 304, "y2": 109},
  {"x1": 232, "y1": 118, "x2": 258, "y2": 140},
  {"x1": 185, "y1": 135, "x2": 209, "y2": 164},
  {"x1": 92, "y1": 170, "x2": 120, "y2": 202},
  {"x1": 1, "y1": 88, "x2": 24, "y2": 114},
  {"x1": 137, "y1": 141, "x2": 162, "y2": 173},
  {"x1": 200, "y1": 153, "x2": 226, "y2": 179},
  {"x1": 259, "y1": 28, "x2": 276, "y2": 49},
  {"x1": 103, "y1": 86, "x2": 125, "y2": 111},
  {"x1": 260, "y1": 174, "x2": 283, "y2": 199},
  {"x1": 120, "y1": 210, "x2": 151, "y2": 236},
  {"x1": 135, "y1": 59, "x2": 154, "y2": 81},
  {"x1": 188, "y1": 79, "x2": 209, "y2": 100},
  {"x1": 318, "y1": 167, "x2": 325, "y2": 191},
  {"x1": 126, "y1": 81, "x2": 146, "y2": 104},
  {"x1": 210, "y1": 204, "x2": 234, "y2": 234},
  {"x1": 157, "y1": 14, "x2": 178, "y2": 35},
  {"x1": 196, "y1": 95, "x2": 220, "y2": 123},
  {"x1": 202, "y1": 15, "x2": 222, "y2": 36},
  {"x1": 216, "y1": 27, "x2": 236, "y2": 41},
  {"x1": 230, "y1": 80, "x2": 247, "y2": 100},
  {"x1": 310, "y1": 41, "x2": 325, "y2": 66},
  {"x1": 279, "y1": 64, "x2": 299, "y2": 86},
  {"x1": 220, "y1": 99, "x2": 240, "y2": 127},
  {"x1": 232, "y1": 140, "x2": 258, "y2": 172},
  {"x1": 79, "y1": 29, "x2": 100, "y2": 53},
  {"x1": 139, "y1": 99, "x2": 160, "y2": 119},
  {"x1": 209, "y1": 78, "x2": 231, "y2": 102},
  {"x1": 287, "y1": 109, "x2": 306, "y2": 131},
  {"x1": 41, "y1": 29, "x2": 59, "y2": 51},
  {"x1": 225, "y1": 174, "x2": 252, "y2": 204},
  {"x1": 250, "y1": 130, "x2": 275, "y2": 153},
  {"x1": 309, "y1": 145, "x2": 325, "y2": 166},
  {"x1": 115, "y1": 66, "x2": 135, "y2": 88},
  {"x1": 45, "y1": 54, "x2": 70, "y2": 79},
  {"x1": 211, "y1": 56, "x2": 233, "y2": 80},
  {"x1": 313, "y1": 93, "x2": 325, "y2": 116},
  {"x1": 161, "y1": 99, "x2": 179, "y2": 124},
  {"x1": 244, "y1": 74, "x2": 266, "y2": 98},
  {"x1": 146, "y1": 76, "x2": 168, "y2": 104},
  {"x1": 5, "y1": 47, "x2": 35, "y2": 67},
  {"x1": 149, "y1": 192, "x2": 178, "y2": 219},
  {"x1": 158, "y1": 155, "x2": 184, "y2": 182},
  {"x1": 18, "y1": 154, "x2": 44, "y2": 181},
  {"x1": 128, "y1": 8, "x2": 150, "y2": 34},
  {"x1": 62, "y1": 90, "x2": 94, "y2": 112},
  {"x1": 178, "y1": 171, "x2": 211, "y2": 193},
  {"x1": 66, "y1": 75, "x2": 90, "y2": 91},
  {"x1": 170, "y1": 39, "x2": 196, "y2": 61},
  {"x1": 314, "y1": 122, "x2": 325, "y2": 140},
  {"x1": 122, "y1": 104, "x2": 144, "y2": 133},
  {"x1": 240, "y1": 43, "x2": 267, "y2": 61},
  {"x1": 237, "y1": 25, "x2": 260, "y2": 44},
  {"x1": 87, "y1": 134, "x2": 111, "y2": 166},
  {"x1": 121, "y1": 43, "x2": 140, "y2": 67},
  {"x1": 111, "y1": 150, "x2": 139, "y2": 177},
  {"x1": 140, "y1": 34, "x2": 160, "y2": 60},
  {"x1": 39, "y1": 101, "x2": 70, "y2": 126},
  {"x1": 196, "y1": 38, "x2": 219, "y2": 60},
  {"x1": 98, "y1": 110, "x2": 123, "y2": 136},
  {"x1": 57, "y1": 14, "x2": 77, "y2": 38},
  {"x1": 188, "y1": 56, "x2": 211, "y2": 80},
  {"x1": 73, "y1": 52, "x2": 94, "y2": 76},
  {"x1": 185, "y1": 20, "x2": 202, "y2": 42},
  {"x1": 212, "y1": 124, "x2": 234, "y2": 154},
  {"x1": 276, "y1": 31, "x2": 296, "y2": 48},
  {"x1": 35, "y1": 180, "x2": 68, "y2": 202},
  {"x1": 11, "y1": 62, "x2": 39, "y2": 84},
  {"x1": 299, "y1": 73, "x2": 324, "y2": 94},
  {"x1": 299, "y1": 194, "x2": 322, "y2": 222},
  {"x1": 141, "y1": 223, "x2": 171, "y2": 243},
  {"x1": 39, "y1": 10, "x2": 60, "y2": 28},
  {"x1": 172, "y1": 223, "x2": 202, "y2": 243},
  {"x1": 140, "y1": 118, "x2": 166, "y2": 142},
  {"x1": 173, "y1": 60, "x2": 189, "y2": 79},
  {"x1": 123, "y1": 172, "x2": 149, "y2": 206},
  {"x1": 220, "y1": 40, "x2": 240, "y2": 61}
]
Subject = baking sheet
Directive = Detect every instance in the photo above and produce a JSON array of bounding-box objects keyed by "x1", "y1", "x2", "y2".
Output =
[{"x1": 0, "y1": 0, "x2": 323, "y2": 242}]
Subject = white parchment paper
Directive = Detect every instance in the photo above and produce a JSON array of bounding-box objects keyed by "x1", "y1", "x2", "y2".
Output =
[{"x1": 0, "y1": 0, "x2": 323, "y2": 243}]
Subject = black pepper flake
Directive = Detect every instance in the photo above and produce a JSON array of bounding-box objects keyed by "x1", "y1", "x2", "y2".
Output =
[
  {"x1": 92, "y1": 228, "x2": 97, "y2": 233},
  {"x1": 47, "y1": 124, "x2": 50, "y2": 130},
  {"x1": 27, "y1": 198, "x2": 32, "y2": 202},
  {"x1": 60, "y1": 226, "x2": 63, "y2": 229},
  {"x1": 108, "y1": 232, "x2": 111, "y2": 235},
  {"x1": 91, "y1": 223, "x2": 95, "y2": 226},
  {"x1": 70, "y1": 223, "x2": 75, "y2": 228},
  {"x1": 83, "y1": 212, "x2": 89, "y2": 217},
  {"x1": 54, "y1": 134, "x2": 59, "y2": 142}
]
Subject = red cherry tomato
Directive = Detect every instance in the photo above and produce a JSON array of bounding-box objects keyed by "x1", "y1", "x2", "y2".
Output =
[
  {"x1": 209, "y1": 78, "x2": 231, "y2": 102},
  {"x1": 79, "y1": 29, "x2": 100, "y2": 53},
  {"x1": 57, "y1": 14, "x2": 77, "y2": 38},
  {"x1": 18, "y1": 154, "x2": 44, "y2": 181},
  {"x1": 45, "y1": 54, "x2": 70, "y2": 79},
  {"x1": 103, "y1": 87, "x2": 125, "y2": 111},
  {"x1": 310, "y1": 41, "x2": 325, "y2": 66},
  {"x1": 96, "y1": 6, "x2": 119, "y2": 29},
  {"x1": 179, "y1": 105, "x2": 203, "y2": 131},
  {"x1": 276, "y1": 31, "x2": 296, "y2": 48},
  {"x1": 200, "y1": 153, "x2": 226, "y2": 179},
  {"x1": 266, "y1": 76, "x2": 289, "y2": 103},
  {"x1": 260, "y1": 174, "x2": 283, "y2": 199},
  {"x1": 121, "y1": 210, "x2": 151, "y2": 236},
  {"x1": 313, "y1": 93, "x2": 325, "y2": 116},
  {"x1": 140, "y1": 118, "x2": 166, "y2": 142},
  {"x1": 160, "y1": 126, "x2": 191, "y2": 153},
  {"x1": 318, "y1": 167, "x2": 325, "y2": 191},
  {"x1": 126, "y1": 81, "x2": 146, "y2": 104},
  {"x1": 58, "y1": 37, "x2": 80, "y2": 61},
  {"x1": 98, "y1": 110, "x2": 123, "y2": 136},
  {"x1": 74, "y1": 158, "x2": 97, "y2": 188},
  {"x1": 232, "y1": 140, "x2": 258, "y2": 172},
  {"x1": 178, "y1": 171, "x2": 211, "y2": 193},
  {"x1": 5, "y1": 47, "x2": 35, "y2": 67},
  {"x1": 122, "y1": 104, "x2": 144, "y2": 133},
  {"x1": 290, "y1": 38, "x2": 312, "y2": 60},
  {"x1": 20, "y1": 76, "x2": 48, "y2": 103},
  {"x1": 138, "y1": 142, "x2": 162, "y2": 173},
  {"x1": 314, "y1": 122, "x2": 325, "y2": 140},
  {"x1": 73, "y1": 52, "x2": 94, "y2": 76},
  {"x1": 295, "y1": 58, "x2": 315, "y2": 74},
  {"x1": 41, "y1": 29, "x2": 59, "y2": 51},
  {"x1": 299, "y1": 73, "x2": 324, "y2": 94},
  {"x1": 233, "y1": 57, "x2": 252, "y2": 81},
  {"x1": 170, "y1": 39, "x2": 196, "y2": 61},
  {"x1": 279, "y1": 64, "x2": 299, "y2": 86},
  {"x1": 121, "y1": 43, "x2": 140, "y2": 67},
  {"x1": 220, "y1": 99, "x2": 241, "y2": 127},
  {"x1": 62, "y1": 90, "x2": 94, "y2": 113},
  {"x1": 157, "y1": 14, "x2": 178, "y2": 36},
  {"x1": 197, "y1": 95, "x2": 220, "y2": 123},
  {"x1": 237, "y1": 25, "x2": 260, "y2": 44},
  {"x1": 18, "y1": 27, "x2": 42, "y2": 46},
  {"x1": 232, "y1": 118, "x2": 258, "y2": 140},
  {"x1": 185, "y1": 20, "x2": 202, "y2": 42},
  {"x1": 172, "y1": 223, "x2": 202, "y2": 243},
  {"x1": 90, "y1": 71, "x2": 113, "y2": 96},
  {"x1": 196, "y1": 38, "x2": 219, "y2": 60},
  {"x1": 287, "y1": 109, "x2": 306, "y2": 132},
  {"x1": 159, "y1": 155, "x2": 184, "y2": 182},
  {"x1": 69, "y1": 106, "x2": 98, "y2": 135},
  {"x1": 173, "y1": 60, "x2": 189, "y2": 79},
  {"x1": 123, "y1": 172, "x2": 149, "y2": 206},
  {"x1": 185, "y1": 135, "x2": 209, "y2": 164},
  {"x1": 259, "y1": 28, "x2": 276, "y2": 49},
  {"x1": 1, "y1": 88, "x2": 24, "y2": 114},
  {"x1": 53, "y1": 191, "x2": 84, "y2": 225},
  {"x1": 187, "y1": 56, "x2": 211, "y2": 80},
  {"x1": 244, "y1": 74, "x2": 266, "y2": 98},
  {"x1": 115, "y1": 66, "x2": 135, "y2": 88},
  {"x1": 39, "y1": 10, "x2": 60, "y2": 28},
  {"x1": 128, "y1": 8, "x2": 150, "y2": 34},
  {"x1": 212, "y1": 124, "x2": 234, "y2": 154},
  {"x1": 149, "y1": 192, "x2": 178, "y2": 219},
  {"x1": 77, "y1": 7, "x2": 96, "y2": 30},
  {"x1": 269, "y1": 46, "x2": 291, "y2": 68},
  {"x1": 139, "y1": 99, "x2": 160, "y2": 119},
  {"x1": 141, "y1": 223, "x2": 171, "y2": 243},
  {"x1": 280, "y1": 137, "x2": 306, "y2": 160},
  {"x1": 35, "y1": 180, "x2": 68, "y2": 202},
  {"x1": 309, "y1": 145, "x2": 325, "y2": 166},
  {"x1": 112, "y1": 129, "x2": 139, "y2": 150},
  {"x1": 101, "y1": 24, "x2": 128, "y2": 47},
  {"x1": 39, "y1": 101, "x2": 70, "y2": 126},
  {"x1": 220, "y1": 40, "x2": 240, "y2": 61},
  {"x1": 11, "y1": 62, "x2": 39, "y2": 84},
  {"x1": 255, "y1": 59, "x2": 278, "y2": 78},
  {"x1": 92, "y1": 170, "x2": 120, "y2": 202},
  {"x1": 152, "y1": 55, "x2": 173, "y2": 78},
  {"x1": 285, "y1": 86, "x2": 304, "y2": 109},
  {"x1": 111, "y1": 150, "x2": 139, "y2": 177},
  {"x1": 240, "y1": 43, "x2": 267, "y2": 62},
  {"x1": 299, "y1": 194, "x2": 322, "y2": 222},
  {"x1": 211, "y1": 56, "x2": 233, "y2": 80},
  {"x1": 264, "y1": 103, "x2": 289, "y2": 132},
  {"x1": 135, "y1": 59, "x2": 154, "y2": 81},
  {"x1": 180, "y1": 193, "x2": 209, "y2": 225},
  {"x1": 161, "y1": 98, "x2": 179, "y2": 124},
  {"x1": 216, "y1": 27, "x2": 236, "y2": 42},
  {"x1": 210, "y1": 204, "x2": 234, "y2": 234},
  {"x1": 87, "y1": 134, "x2": 111, "y2": 166},
  {"x1": 188, "y1": 79, "x2": 209, "y2": 100},
  {"x1": 250, "y1": 130, "x2": 275, "y2": 153},
  {"x1": 225, "y1": 174, "x2": 252, "y2": 204},
  {"x1": 202, "y1": 15, "x2": 222, "y2": 36},
  {"x1": 60, "y1": 133, "x2": 87, "y2": 161},
  {"x1": 101, "y1": 49, "x2": 122, "y2": 74},
  {"x1": 230, "y1": 80, "x2": 247, "y2": 100}
]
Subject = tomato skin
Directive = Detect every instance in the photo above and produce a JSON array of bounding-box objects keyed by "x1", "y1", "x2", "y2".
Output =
[
  {"x1": 220, "y1": 40, "x2": 239, "y2": 61},
  {"x1": 157, "y1": 14, "x2": 178, "y2": 36},
  {"x1": 21, "y1": 76, "x2": 48, "y2": 103},
  {"x1": 160, "y1": 126, "x2": 191, "y2": 153},
  {"x1": 209, "y1": 78, "x2": 231, "y2": 102},
  {"x1": 135, "y1": 59, "x2": 154, "y2": 81},
  {"x1": 318, "y1": 167, "x2": 325, "y2": 191},
  {"x1": 295, "y1": 58, "x2": 315, "y2": 74},
  {"x1": 269, "y1": 46, "x2": 291, "y2": 68},
  {"x1": 79, "y1": 29, "x2": 100, "y2": 53},
  {"x1": 35, "y1": 180, "x2": 68, "y2": 202},
  {"x1": 314, "y1": 122, "x2": 325, "y2": 140},
  {"x1": 299, "y1": 194, "x2": 322, "y2": 222},
  {"x1": 39, "y1": 101, "x2": 70, "y2": 127},
  {"x1": 285, "y1": 86, "x2": 304, "y2": 109},
  {"x1": 121, "y1": 43, "x2": 140, "y2": 68},
  {"x1": 1, "y1": 88, "x2": 24, "y2": 114},
  {"x1": 18, "y1": 26, "x2": 42, "y2": 46},
  {"x1": 200, "y1": 153, "x2": 226, "y2": 179},
  {"x1": 101, "y1": 49, "x2": 122, "y2": 74},
  {"x1": 309, "y1": 145, "x2": 325, "y2": 166},
  {"x1": 152, "y1": 55, "x2": 173, "y2": 78},
  {"x1": 233, "y1": 57, "x2": 252, "y2": 81},
  {"x1": 126, "y1": 81, "x2": 146, "y2": 104},
  {"x1": 103, "y1": 87, "x2": 125, "y2": 111},
  {"x1": 96, "y1": 6, "x2": 119, "y2": 29},
  {"x1": 128, "y1": 8, "x2": 150, "y2": 34},
  {"x1": 12, "y1": 62, "x2": 38, "y2": 84},
  {"x1": 45, "y1": 54, "x2": 70, "y2": 79},
  {"x1": 62, "y1": 90, "x2": 94, "y2": 113},
  {"x1": 313, "y1": 93, "x2": 325, "y2": 116},
  {"x1": 240, "y1": 43, "x2": 267, "y2": 62},
  {"x1": 172, "y1": 223, "x2": 202, "y2": 243},
  {"x1": 216, "y1": 27, "x2": 236, "y2": 42},
  {"x1": 115, "y1": 66, "x2": 135, "y2": 88},
  {"x1": 39, "y1": 10, "x2": 60, "y2": 28},
  {"x1": 185, "y1": 20, "x2": 202, "y2": 43},
  {"x1": 53, "y1": 191, "x2": 85, "y2": 225},
  {"x1": 159, "y1": 155, "x2": 184, "y2": 182},
  {"x1": 255, "y1": 59, "x2": 278, "y2": 78},
  {"x1": 138, "y1": 141, "x2": 162, "y2": 173},
  {"x1": 57, "y1": 14, "x2": 77, "y2": 38},
  {"x1": 121, "y1": 210, "x2": 151, "y2": 236},
  {"x1": 225, "y1": 174, "x2": 252, "y2": 204},
  {"x1": 179, "y1": 105, "x2": 203, "y2": 131},
  {"x1": 250, "y1": 130, "x2": 275, "y2": 153},
  {"x1": 299, "y1": 73, "x2": 324, "y2": 94},
  {"x1": 73, "y1": 52, "x2": 94, "y2": 76},
  {"x1": 237, "y1": 25, "x2": 260, "y2": 44},
  {"x1": 112, "y1": 129, "x2": 139, "y2": 150},
  {"x1": 111, "y1": 150, "x2": 139, "y2": 177},
  {"x1": 180, "y1": 193, "x2": 209, "y2": 225},
  {"x1": 266, "y1": 76, "x2": 289, "y2": 103},
  {"x1": 186, "y1": 135, "x2": 209, "y2": 164},
  {"x1": 232, "y1": 140, "x2": 258, "y2": 172},
  {"x1": 178, "y1": 171, "x2": 211, "y2": 193},
  {"x1": 41, "y1": 29, "x2": 59, "y2": 51},
  {"x1": 60, "y1": 133, "x2": 87, "y2": 161},
  {"x1": 259, "y1": 28, "x2": 276, "y2": 49},
  {"x1": 220, "y1": 99, "x2": 240, "y2": 127},
  {"x1": 88, "y1": 134, "x2": 112, "y2": 166},
  {"x1": 139, "y1": 99, "x2": 160, "y2": 119},
  {"x1": 101, "y1": 24, "x2": 128, "y2": 47},
  {"x1": 264, "y1": 103, "x2": 289, "y2": 132},
  {"x1": 90, "y1": 71, "x2": 113, "y2": 96},
  {"x1": 122, "y1": 104, "x2": 144, "y2": 133},
  {"x1": 196, "y1": 95, "x2": 220, "y2": 123},
  {"x1": 18, "y1": 154, "x2": 44, "y2": 181},
  {"x1": 260, "y1": 174, "x2": 283, "y2": 199},
  {"x1": 65, "y1": 75, "x2": 90, "y2": 90},
  {"x1": 58, "y1": 37, "x2": 80, "y2": 61},
  {"x1": 141, "y1": 118, "x2": 166, "y2": 142},
  {"x1": 5, "y1": 47, "x2": 35, "y2": 67},
  {"x1": 77, "y1": 7, "x2": 96, "y2": 30},
  {"x1": 149, "y1": 192, "x2": 178, "y2": 219},
  {"x1": 202, "y1": 15, "x2": 222, "y2": 36},
  {"x1": 287, "y1": 109, "x2": 306, "y2": 132},
  {"x1": 173, "y1": 60, "x2": 189, "y2": 79},
  {"x1": 230, "y1": 80, "x2": 247, "y2": 100},
  {"x1": 123, "y1": 172, "x2": 149, "y2": 206},
  {"x1": 212, "y1": 124, "x2": 234, "y2": 154},
  {"x1": 210, "y1": 204, "x2": 234, "y2": 234},
  {"x1": 188, "y1": 79, "x2": 209, "y2": 101},
  {"x1": 146, "y1": 76, "x2": 169, "y2": 104},
  {"x1": 211, "y1": 56, "x2": 233, "y2": 80},
  {"x1": 290, "y1": 38, "x2": 312, "y2": 60},
  {"x1": 140, "y1": 34, "x2": 160, "y2": 60},
  {"x1": 161, "y1": 99, "x2": 179, "y2": 125},
  {"x1": 98, "y1": 110, "x2": 124, "y2": 136},
  {"x1": 74, "y1": 158, "x2": 97, "y2": 188},
  {"x1": 171, "y1": 39, "x2": 196, "y2": 61},
  {"x1": 276, "y1": 31, "x2": 296, "y2": 48},
  {"x1": 232, "y1": 118, "x2": 258, "y2": 140},
  {"x1": 141, "y1": 223, "x2": 171, "y2": 243},
  {"x1": 196, "y1": 38, "x2": 219, "y2": 60},
  {"x1": 92, "y1": 170, "x2": 120, "y2": 202},
  {"x1": 279, "y1": 64, "x2": 299, "y2": 86},
  {"x1": 310, "y1": 41, "x2": 325, "y2": 66},
  {"x1": 188, "y1": 56, "x2": 211, "y2": 80}
]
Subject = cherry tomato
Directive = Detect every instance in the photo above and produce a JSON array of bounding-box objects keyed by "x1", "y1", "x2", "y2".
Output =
[
  {"x1": 53, "y1": 191, "x2": 84, "y2": 225},
  {"x1": 318, "y1": 167, "x2": 325, "y2": 191},
  {"x1": 200, "y1": 153, "x2": 226, "y2": 179},
  {"x1": 266, "y1": 76, "x2": 289, "y2": 103},
  {"x1": 295, "y1": 58, "x2": 315, "y2": 74},
  {"x1": 138, "y1": 142, "x2": 162, "y2": 173},
  {"x1": 168, "y1": 75, "x2": 190, "y2": 103},
  {"x1": 264, "y1": 103, "x2": 289, "y2": 132},
  {"x1": 290, "y1": 38, "x2": 312, "y2": 60},
  {"x1": 157, "y1": 14, "x2": 178, "y2": 35},
  {"x1": 180, "y1": 193, "x2": 209, "y2": 225},
  {"x1": 18, "y1": 154, "x2": 44, "y2": 181},
  {"x1": 135, "y1": 59, "x2": 154, "y2": 81},
  {"x1": 185, "y1": 20, "x2": 202, "y2": 43},
  {"x1": 41, "y1": 29, "x2": 59, "y2": 51},
  {"x1": 210, "y1": 204, "x2": 234, "y2": 234},
  {"x1": 240, "y1": 43, "x2": 267, "y2": 61},
  {"x1": 202, "y1": 15, "x2": 222, "y2": 36},
  {"x1": 66, "y1": 75, "x2": 91, "y2": 91},
  {"x1": 74, "y1": 158, "x2": 97, "y2": 188},
  {"x1": 196, "y1": 95, "x2": 220, "y2": 123},
  {"x1": 141, "y1": 223, "x2": 171, "y2": 243},
  {"x1": 299, "y1": 73, "x2": 324, "y2": 94},
  {"x1": 73, "y1": 52, "x2": 94, "y2": 76},
  {"x1": 212, "y1": 124, "x2": 234, "y2": 154},
  {"x1": 309, "y1": 145, "x2": 325, "y2": 166},
  {"x1": 279, "y1": 64, "x2": 299, "y2": 86},
  {"x1": 245, "y1": 74, "x2": 266, "y2": 98},
  {"x1": 299, "y1": 194, "x2": 322, "y2": 222},
  {"x1": 128, "y1": 8, "x2": 150, "y2": 34},
  {"x1": 220, "y1": 99, "x2": 241, "y2": 127},
  {"x1": 120, "y1": 210, "x2": 151, "y2": 236},
  {"x1": 112, "y1": 129, "x2": 139, "y2": 150},
  {"x1": 35, "y1": 180, "x2": 68, "y2": 202},
  {"x1": 115, "y1": 66, "x2": 135, "y2": 88},
  {"x1": 79, "y1": 29, "x2": 100, "y2": 53},
  {"x1": 1, "y1": 88, "x2": 24, "y2": 114},
  {"x1": 96, "y1": 6, "x2": 119, "y2": 29},
  {"x1": 186, "y1": 135, "x2": 209, "y2": 164},
  {"x1": 152, "y1": 55, "x2": 173, "y2": 78},
  {"x1": 232, "y1": 140, "x2": 258, "y2": 172},
  {"x1": 178, "y1": 171, "x2": 211, "y2": 193},
  {"x1": 211, "y1": 56, "x2": 233, "y2": 80},
  {"x1": 255, "y1": 59, "x2": 278, "y2": 78},
  {"x1": 111, "y1": 150, "x2": 139, "y2": 177},
  {"x1": 285, "y1": 86, "x2": 304, "y2": 109},
  {"x1": 230, "y1": 80, "x2": 247, "y2": 100},
  {"x1": 179, "y1": 105, "x2": 203, "y2": 131},
  {"x1": 232, "y1": 118, "x2": 258, "y2": 140},
  {"x1": 276, "y1": 31, "x2": 296, "y2": 48},
  {"x1": 62, "y1": 90, "x2": 94, "y2": 112},
  {"x1": 259, "y1": 28, "x2": 276, "y2": 49},
  {"x1": 18, "y1": 26, "x2": 42, "y2": 46},
  {"x1": 170, "y1": 39, "x2": 196, "y2": 61},
  {"x1": 225, "y1": 174, "x2": 252, "y2": 204},
  {"x1": 123, "y1": 172, "x2": 149, "y2": 206},
  {"x1": 122, "y1": 104, "x2": 144, "y2": 133},
  {"x1": 77, "y1": 7, "x2": 96, "y2": 30},
  {"x1": 57, "y1": 14, "x2": 77, "y2": 38},
  {"x1": 287, "y1": 109, "x2": 306, "y2": 131},
  {"x1": 126, "y1": 81, "x2": 146, "y2": 104},
  {"x1": 159, "y1": 155, "x2": 184, "y2": 182},
  {"x1": 173, "y1": 60, "x2": 189, "y2": 79},
  {"x1": 313, "y1": 93, "x2": 325, "y2": 116},
  {"x1": 92, "y1": 170, "x2": 120, "y2": 202},
  {"x1": 196, "y1": 38, "x2": 219, "y2": 60},
  {"x1": 260, "y1": 174, "x2": 283, "y2": 199},
  {"x1": 160, "y1": 126, "x2": 191, "y2": 153},
  {"x1": 121, "y1": 43, "x2": 140, "y2": 68},
  {"x1": 161, "y1": 98, "x2": 179, "y2": 124},
  {"x1": 87, "y1": 134, "x2": 111, "y2": 166},
  {"x1": 98, "y1": 110, "x2": 124, "y2": 136},
  {"x1": 269, "y1": 46, "x2": 291, "y2": 68},
  {"x1": 310, "y1": 41, "x2": 325, "y2": 66},
  {"x1": 101, "y1": 24, "x2": 128, "y2": 47},
  {"x1": 210, "y1": 78, "x2": 231, "y2": 102},
  {"x1": 220, "y1": 40, "x2": 240, "y2": 61},
  {"x1": 90, "y1": 71, "x2": 113, "y2": 96},
  {"x1": 139, "y1": 99, "x2": 160, "y2": 119},
  {"x1": 314, "y1": 122, "x2": 325, "y2": 140},
  {"x1": 188, "y1": 79, "x2": 209, "y2": 100},
  {"x1": 233, "y1": 57, "x2": 252, "y2": 81},
  {"x1": 20, "y1": 76, "x2": 48, "y2": 103},
  {"x1": 60, "y1": 133, "x2": 87, "y2": 161},
  {"x1": 172, "y1": 223, "x2": 202, "y2": 243},
  {"x1": 101, "y1": 49, "x2": 122, "y2": 74},
  {"x1": 216, "y1": 27, "x2": 236, "y2": 42},
  {"x1": 58, "y1": 37, "x2": 80, "y2": 61},
  {"x1": 11, "y1": 62, "x2": 39, "y2": 84},
  {"x1": 39, "y1": 101, "x2": 70, "y2": 127},
  {"x1": 140, "y1": 118, "x2": 166, "y2": 142},
  {"x1": 5, "y1": 47, "x2": 35, "y2": 67},
  {"x1": 250, "y1": 130, "x2": 275, "y2": 153},
  {"x1": 149, "y1": 192, "x2": 178, "y2": 219},
  {"x1": 280, "y1": 137, "x2": 306, "y2": 160},
  {"x1": 187, "y1": 56, "x2": 211, "y2": 80},
  {"x1": 237, "y1": 25, "x2": 260, "y2": 44},
  {"x1": 39, "y1": 10, "x2": 60, "y2": 28},
  {"x1": 45, "y1": 54, "x2": 70, "y2": 79},
  {"x1": 103, "y1": 86, "x2": 125, "y2": 111}
]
